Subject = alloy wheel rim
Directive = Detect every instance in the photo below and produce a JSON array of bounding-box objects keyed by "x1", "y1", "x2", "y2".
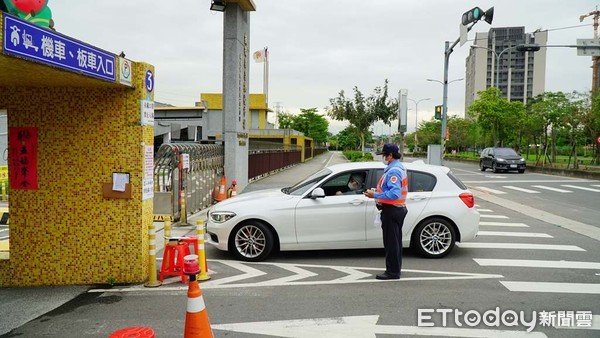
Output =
[
  {"x1": 419, "y1": 222, "x2": 452, "y2": 255},
  {"x1": 235, "y1": 225, "x2": 266, "y2": 258}
]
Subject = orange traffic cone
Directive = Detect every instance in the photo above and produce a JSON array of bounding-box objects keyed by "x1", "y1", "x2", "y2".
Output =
[
  {"x1": 184, "y1": 256, "x2": 213, "y2": 338},
  {"x1": 215, "y1": 176, "x2": 227, "y2": 201}
]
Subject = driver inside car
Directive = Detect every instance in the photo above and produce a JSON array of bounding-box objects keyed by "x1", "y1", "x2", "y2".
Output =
[{"x1": 336, "y1": 174, "x2": 364, "y2": 195}]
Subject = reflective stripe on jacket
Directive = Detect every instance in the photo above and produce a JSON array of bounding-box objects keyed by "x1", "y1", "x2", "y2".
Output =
[{"x1": 375, "y1": 161, "x2": 408, "y2": 205}]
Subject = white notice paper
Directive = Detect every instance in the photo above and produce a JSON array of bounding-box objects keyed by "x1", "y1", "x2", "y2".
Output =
[{"x1": 112, "y1": 172, "x2": 130, "y2": 192}]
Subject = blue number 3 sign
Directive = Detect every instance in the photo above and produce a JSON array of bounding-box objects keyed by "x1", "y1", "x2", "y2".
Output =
[{"x1": 145, "y1": 70, "x2": 154, "y2": 93}]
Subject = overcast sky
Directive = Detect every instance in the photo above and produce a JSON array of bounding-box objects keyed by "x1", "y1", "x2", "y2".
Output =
[{"x1": 51, "y1": 0, "x2": 597, "y2": 134}]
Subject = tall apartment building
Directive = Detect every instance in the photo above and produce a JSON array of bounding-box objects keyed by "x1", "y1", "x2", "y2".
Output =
[{"x1": 465, "y1": 27, "x2": 548, "y2": 117}]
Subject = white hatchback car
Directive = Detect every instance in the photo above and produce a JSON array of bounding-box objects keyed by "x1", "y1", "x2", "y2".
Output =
[{"x1": 206, "y1": 161, "x2": 479, "y2": 261}]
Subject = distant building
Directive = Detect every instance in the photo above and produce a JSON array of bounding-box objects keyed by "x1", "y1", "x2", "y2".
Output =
[
  {"x1": 465, "y1": 27, "x2": 548, "y2": 117},
  {"x1": 154, "y1": 93, "x2": 315, "y2": 161}
]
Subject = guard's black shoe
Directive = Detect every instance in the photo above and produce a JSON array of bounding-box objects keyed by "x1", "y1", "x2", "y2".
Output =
[{"x1": 376, "y1": 273, "x2": 400, "y2": 280}]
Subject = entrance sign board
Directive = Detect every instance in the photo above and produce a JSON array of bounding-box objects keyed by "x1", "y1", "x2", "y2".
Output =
[{"x1": 2, "y1": 14, "x2": 117, "y2": 82}]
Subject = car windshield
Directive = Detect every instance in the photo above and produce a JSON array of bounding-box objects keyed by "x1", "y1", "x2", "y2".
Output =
[
  {"x1": 496, "y1": 148, "x2": 518, "y2": 157},
  {"x1": 284, "y1": 168, "x2": 332, "y2": 196}
]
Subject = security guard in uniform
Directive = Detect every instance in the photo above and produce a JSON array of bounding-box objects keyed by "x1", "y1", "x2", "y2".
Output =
[{"x1": 364, "y1": 143, "x2": 408, "y2": 280}]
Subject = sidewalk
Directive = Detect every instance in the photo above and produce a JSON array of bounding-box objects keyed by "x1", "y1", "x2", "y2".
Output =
[{"x1": 0, "y1": 151, "x2": 347, "y2": 337}]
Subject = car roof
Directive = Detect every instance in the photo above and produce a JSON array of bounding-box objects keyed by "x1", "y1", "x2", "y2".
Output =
[{"x1": 326, "y1": 161, "x2": 450, "y2": 175}]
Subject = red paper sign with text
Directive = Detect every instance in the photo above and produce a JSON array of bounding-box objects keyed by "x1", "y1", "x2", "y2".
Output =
[{"x1": 9, "y1": 127, "x2": 38, "y2": 190}]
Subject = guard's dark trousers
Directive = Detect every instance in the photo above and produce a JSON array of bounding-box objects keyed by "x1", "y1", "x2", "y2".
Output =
[{"x1": 380, "y1": 204, "x2": 408, "y2": 278}]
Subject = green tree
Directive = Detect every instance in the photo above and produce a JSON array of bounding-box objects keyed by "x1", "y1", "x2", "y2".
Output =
[
  {"x1": 335, "y1": 126, "x2": 362, "y2": 150},
  {"x1": 468, "y1": 87, "x2": 525, "y2": 148},
  {"x1": 564, "y1": 91, "x2": 590, "y2": 169},
  {"x1": 529, "y1": 92, "x2": 570, "y2": 164},
  {"x1": 416, "y1": 120, "x2": 441, "y2": 146},
  {"x1": 327, "y1": 79, "x2": 397, "y2": 152},
  {"x1": 290, "y1": 108, "x2": 330, "y2": 144},
  {"x1": 590, "y1": 93, "x2": 600, "y2": 165},
  {"x1": 446, "y1": 116, "x2": 476, "y2": 152},
  {"x1": 277, "y1": 112, "x2": 294, "y2": 129}
]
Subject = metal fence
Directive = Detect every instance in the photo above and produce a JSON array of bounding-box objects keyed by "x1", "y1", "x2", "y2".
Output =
[
  {"x1": 153, "y1": 141, "x2": 327, "y2": 220},
  {"x1": 248, "y1": 149, "x2": 302, "y2": 181},
  {"x1": 314, "y1": 147, "x2": 328, "y2": 157},
  {"x1": 248, "y1": 140, "x2": 304, "y2": 181},
  {"x1": 153, "y1": 143, "x2": 223, "y2": 220}
]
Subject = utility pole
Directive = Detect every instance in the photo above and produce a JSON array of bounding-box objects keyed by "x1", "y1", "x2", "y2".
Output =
[{"x1": 580, "y1": 9, "x2": 600, "y2": 94}]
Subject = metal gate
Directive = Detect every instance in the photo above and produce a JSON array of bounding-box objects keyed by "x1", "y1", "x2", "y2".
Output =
[{"x1": 153, "y1": 143, "x2": 224, "y2": 221}]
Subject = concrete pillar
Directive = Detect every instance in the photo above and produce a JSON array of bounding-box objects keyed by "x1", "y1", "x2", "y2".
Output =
[{"x1": 223, "y1": 4, "x2": 250, "y2": 191}]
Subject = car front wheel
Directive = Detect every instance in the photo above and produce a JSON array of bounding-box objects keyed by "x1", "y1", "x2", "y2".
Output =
[
  {"x1": 479, "y1": 161, "x2": 486, "y2": 171},
  {"x1": 492, "y1": 162, "x2": 499, "y2": 173},
  {"x1": 412, "y1": 218, "x2": 456, "y2": 258},
  {"x1": 229, "y1": 221, "x2": 274, "y2": 262}
]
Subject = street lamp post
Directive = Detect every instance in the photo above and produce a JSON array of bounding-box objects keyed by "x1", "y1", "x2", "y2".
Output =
[
  {"x1": 471, "y1": 45, "x2": 515, "y2": 90},
  {"x1": 407, "y1": 98, "x2": 430, "y2": 152},
  {"x1": 426, "y1": 78, "x2": 463, "y2": 163},
  {"x1": 471, "y1": 44, "x2": 541, "y2": 90},
  {"x1": 427, "y1": 78, "x2": 464, "y2": 86}
]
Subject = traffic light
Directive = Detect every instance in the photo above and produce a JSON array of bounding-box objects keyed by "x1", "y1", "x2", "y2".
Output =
[
  {"x1": 434, "y1": 105, "x2": 443, "y2": 120},
  {"x1": 516, "y1": 44, "x2": 541, "y2": 52},
  {"x1": 461, "y1": 6, "x2": 494, "y2": 25}
]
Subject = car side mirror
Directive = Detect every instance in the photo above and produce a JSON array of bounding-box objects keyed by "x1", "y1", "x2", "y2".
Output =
[{"x1": 310, "y1": 188, "x2": 325, "y2": 199}]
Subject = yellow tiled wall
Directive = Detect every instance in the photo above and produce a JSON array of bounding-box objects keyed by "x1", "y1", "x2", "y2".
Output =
[{"x1": 0, "y1": 60, "x2": 154, "y2": 286}]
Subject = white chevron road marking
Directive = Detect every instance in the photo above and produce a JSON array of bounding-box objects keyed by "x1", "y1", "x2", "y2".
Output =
[
  {"x1": 474, "y1": 259, "x2": 600, "y2": 269},
  {"x1": 501, "y1": 281, "x2": 600, "y2": 294},
  {"x1": 479, "y1": 221, "x2": 529, "y2": 227},
  {"x1": 476, "y1": 231, "x2": 553, "y2": 238},
  {"x1": 457, "y1": 243, "x2": 585, "y2": 251},
  {"x1": 561, "y1": 185, "x2": 600, "y2": 192},
  {"x1": 531, "y1": 185, "x2": 572, "y2": 193},
  {"x1": 89, "y1": 261, "x2": 503, "y2": 292},
  {"x1": 503, "y1": 186, "x2": 540, "y2": 193},
  {"x1": 476, "y1": 186, "x2": 506, "y2": 194},
  {"x1": 480, "y1": 214, "x2": 509, "y2": 219}
]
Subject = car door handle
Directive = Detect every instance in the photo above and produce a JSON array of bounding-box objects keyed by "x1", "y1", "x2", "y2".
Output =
[
  {"x1": 348, "y1": 200, "x2": 364, "y2": 205},
  {"x1": 409, "y1": 195, "x2": 427, "y2": 201}
]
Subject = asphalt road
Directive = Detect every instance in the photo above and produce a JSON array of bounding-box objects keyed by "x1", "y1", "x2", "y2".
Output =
[
  {"x1": 445, "y1": 160, "x2": 600, "y2": 229},
  {"x1": 3, "y1": 153, "x2": 599, "y2": 338}
]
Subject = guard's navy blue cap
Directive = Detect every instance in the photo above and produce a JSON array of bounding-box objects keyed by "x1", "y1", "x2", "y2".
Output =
[{"x1": 377, "y1": 143, "x2": 399, "y2": 155}]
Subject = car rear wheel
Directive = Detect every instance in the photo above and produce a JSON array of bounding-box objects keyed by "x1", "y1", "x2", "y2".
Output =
[
  {"x1": 412, "y1": 218, "x2": 456, "y2": 258},
  {"x1": 479, "y1": 161, "x2": 486, "y2": 171},
  {"x1": 229, "y1": 221, "x2": 274, "y2": 262}
]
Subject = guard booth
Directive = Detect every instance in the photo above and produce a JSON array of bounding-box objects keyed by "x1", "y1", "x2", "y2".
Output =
[
  {"x1": 153, "y1": 143, "x2": 224, "y2": 222},
  {"x1": 0, "y1": 12, "x2": 155, "y2": 286}
]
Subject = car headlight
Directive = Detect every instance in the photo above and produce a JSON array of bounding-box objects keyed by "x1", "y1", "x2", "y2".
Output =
[
  {"x1": 520, "y1": 158, "x2": 525, "y2": 162},
  {"x1": 496, "y1": 158, "x2": 506, "y2": 162},
  {"x1": 210, "y1": 211, "x2": 236, "y2": 223}
]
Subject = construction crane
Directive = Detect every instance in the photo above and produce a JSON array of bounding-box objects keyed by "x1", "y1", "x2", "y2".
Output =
[{"x1": 580, "y1": 9, "x2": 600, "y2": 93}]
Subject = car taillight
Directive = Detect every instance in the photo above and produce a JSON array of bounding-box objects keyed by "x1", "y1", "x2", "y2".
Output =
[{"x1": 459, "y1": 192, "x2": 475, "y2": 208}]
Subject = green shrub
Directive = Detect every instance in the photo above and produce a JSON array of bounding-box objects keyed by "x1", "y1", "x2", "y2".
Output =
[{"x1": 343, "y1": 151, "x2": 374, "y2": 162}]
